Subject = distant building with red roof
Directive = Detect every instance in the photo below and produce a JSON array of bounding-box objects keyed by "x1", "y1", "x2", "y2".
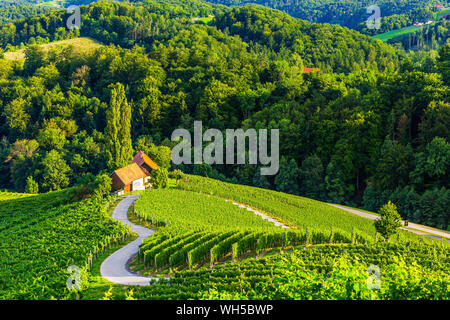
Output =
[{"x1": 303, "y1": 68, "x2": 320, "y2": 73}]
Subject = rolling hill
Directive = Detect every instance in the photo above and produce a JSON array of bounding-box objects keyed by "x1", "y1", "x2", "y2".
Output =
[
  {"x1": 1, "y1": 175, "x2": 448, "y2": 300},
  {"x1": 0, "y1": 0, "x2": 448, "y2": 301}
]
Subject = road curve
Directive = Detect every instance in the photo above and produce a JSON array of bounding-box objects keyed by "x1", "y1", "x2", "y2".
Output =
[{"x1": 100, "y1": 195, "x2": 156, "y2": 286}]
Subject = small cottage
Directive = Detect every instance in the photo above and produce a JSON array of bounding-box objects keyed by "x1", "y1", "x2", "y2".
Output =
[
  {"x1": 110, "y1": 163, "x2": 147, "y2": 194},
  {"x1": 133, "y1": 151, "x2": 159, "y2": 188},
  {"x1": 110, "y1": 151, "x2": 159, "y2": 194}
]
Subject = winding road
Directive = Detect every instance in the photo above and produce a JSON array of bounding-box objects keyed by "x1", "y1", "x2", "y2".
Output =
[
  {"x1": 328, "y1": 204, "x2": 450, "y2": 242},
  {"x1": 100, "y1": 195, "x2": 156, "y2": 286},
  {"x1": 100, "y1": 195, "x2": 449, "y2": 286},
  {"x1": 100, "y1": 194, "x2": 289, "y2": 286}
]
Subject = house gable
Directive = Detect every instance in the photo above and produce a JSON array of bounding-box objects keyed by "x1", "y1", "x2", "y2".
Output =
[{"x1": 132, "y1": 151, "x2": 159, "y2": 175}]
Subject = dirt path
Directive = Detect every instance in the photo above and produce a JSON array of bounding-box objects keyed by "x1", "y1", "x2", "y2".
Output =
[
  {"x1": 100, "y1": 195, "x2": 156, "y2": 286},
  {"x1": 227, "y1": 200, "x2": 290, "y2": 229},
  {"x1": 328, "y1": 204, "x2": 450, "y2": 242}
]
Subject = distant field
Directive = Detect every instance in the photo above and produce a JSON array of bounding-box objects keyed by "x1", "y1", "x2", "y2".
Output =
[
  {"x1": 191, "y1": 15, "x2": 215, "y2": 24},
  {"x1": 436, "y1": 8, "x2": 450, "y2": 20},
  {"x1": 3, "y1": 37, "x2": 103, "y2": 61},
  {"x1": 0, "y1": 191, "x2": 33, "y2": 201},
  {"x1": 37, "y1": 0, "x2": 63, "y2": 7},
  {"x1": 373, "y1": 25, "x2": 423, "y2": 42}
]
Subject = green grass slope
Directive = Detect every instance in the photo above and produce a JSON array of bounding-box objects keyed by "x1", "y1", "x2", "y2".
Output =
[{"x1": 372, "y1": 25, "x2": 422, "y2": 42}]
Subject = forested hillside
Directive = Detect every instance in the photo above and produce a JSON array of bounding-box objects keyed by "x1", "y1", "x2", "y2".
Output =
[
  {"x1": 0, "y1": 2, "x2": 55, "y2": 25},
  {"x1": 205, "y1": 0, "x2": 450, "y2": 48},
  {"x1": 383, "y1": 20, "x2": 450, "y2": 51},
  {"x1": 204, "y1": 0, "x2": 448, "y2": 30},
  {"x1": 0, "y1": 1, "x2": 449, "y2": 230}
]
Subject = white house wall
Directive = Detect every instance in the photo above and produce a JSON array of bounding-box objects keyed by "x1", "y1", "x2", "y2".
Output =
[{"x1": 132, "y1": 178, "x2": 145, "y2": 191}]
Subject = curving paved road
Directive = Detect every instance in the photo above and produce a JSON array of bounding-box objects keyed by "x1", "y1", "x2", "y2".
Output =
[
  {"x1": 100, "y1": 195, "x2": 448, "y2": 286},
  {"x1": 100, "y1": 194, "x2": 289, "y2": 286},
  {"x1": 328, "y1": 203, "x2": 450, "y2": 242},
  {"x1": 100, "y1": 195, "x2": 156, "y2": 286}
]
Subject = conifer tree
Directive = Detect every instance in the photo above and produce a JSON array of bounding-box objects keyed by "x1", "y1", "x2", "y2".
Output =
[{"x1": 105, "y1": 83, "x2": 133, "y2": 170}]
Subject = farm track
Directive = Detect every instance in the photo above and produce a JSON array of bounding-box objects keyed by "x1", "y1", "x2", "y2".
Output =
[
  {"x1": 100, "y1": 195, "x2": 156, "y2": 286},
  {"x1": 226, "y1": 200, "x2": 290, "y2": 229}
]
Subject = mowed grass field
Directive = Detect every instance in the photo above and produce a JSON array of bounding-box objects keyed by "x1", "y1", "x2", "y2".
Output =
[
  {"x1": 373, "y1": 25, "x2": 423, "y2": 42},
  {"x1": 3, "y1": 37, "x2": 103, "y2": 61}
]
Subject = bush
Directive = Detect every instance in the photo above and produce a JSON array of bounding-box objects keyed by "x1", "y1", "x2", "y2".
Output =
[
  {"x1": 169, "y1": 169, "x2": 184, "y2": 184},
  {"x1": 68, "y1": 173, "x2": 112, "y2": 201},
  {"x1": 151, "y1": 168, "x2": 168, "y2": 189},
  {"x1": 25, "y1": 176, "x2": 39, "y2": 194},
  {"x1": 374, "y1": 201, "x2": 402, "y2": 240}
]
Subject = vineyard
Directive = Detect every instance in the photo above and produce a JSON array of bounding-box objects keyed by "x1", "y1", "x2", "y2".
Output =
[
  {"x1": 0, "y1": 191, "x2": 131, "y2": 299},
  {"x1": 128, "y1": 175, "x2": 442, "y2": 279},
  {"x1": 128, "y1": 243, "x2": 450, "y2": 300},
  {"x1": 176, "y1": 175, "x2": 433, "y2": 243},
  {"x1": 133, "y1": 228, "x2": 374, "y2": 274},
  {"x1": 133, "y1": 188, "x2": 282, "y2": 232},
  {"x1": 2, "y1": 175, "x2": 448, "y2": 300}
]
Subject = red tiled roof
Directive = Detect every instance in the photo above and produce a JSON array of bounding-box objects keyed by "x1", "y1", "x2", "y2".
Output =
[
  {"x1": 133, "y1": 151, "x2": 159, "y2": 170},
  {"x1": 111, "y1": 163, "x2": 146, "y2": 185},
  {"x1": 303, "y1": 68, "x2": 320, "y2": 73}
]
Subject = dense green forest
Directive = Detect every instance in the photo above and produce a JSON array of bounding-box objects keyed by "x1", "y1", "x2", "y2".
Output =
[
  {"x1": 0, "y1": 2, "x2": 55, "y2": 25},
  {"x1": 383, "y1": 20, "x2": 450, "y2": 51},
  {"x1": 205, "y1": 0, "x2": 449, "y2": 35},
  {"x1": 0, "y1": 1, "x2": 449, "y2": 230}
]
